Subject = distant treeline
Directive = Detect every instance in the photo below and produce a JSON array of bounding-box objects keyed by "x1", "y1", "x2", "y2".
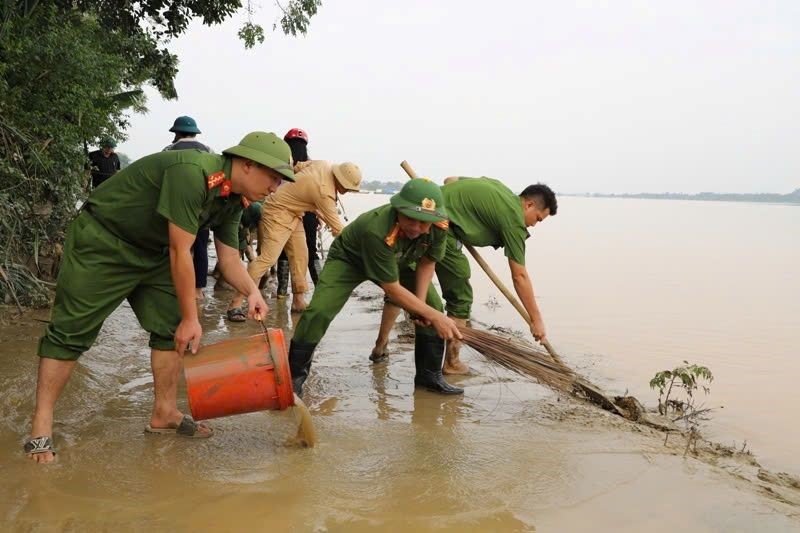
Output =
[
  {"x1": 574, "y1": 188, "x2": 800, "y2": 205},
  {"x1": 360, "y1": 180, "x2": 405, "y2": 193}
]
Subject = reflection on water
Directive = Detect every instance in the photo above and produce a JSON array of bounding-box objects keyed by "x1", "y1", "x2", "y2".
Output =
[{"x1": 1, "y1": 195, "x2": 798, "y2": 531}]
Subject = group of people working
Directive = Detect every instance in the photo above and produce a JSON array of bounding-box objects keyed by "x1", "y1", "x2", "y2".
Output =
[{"x1": 24, "y1": 122, "x2": 557, "y2": 464}]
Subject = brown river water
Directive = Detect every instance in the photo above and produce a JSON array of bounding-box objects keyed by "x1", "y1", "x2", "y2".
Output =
[{"x1": 1, "y1": 194, "x2": 798, "y2": 531}]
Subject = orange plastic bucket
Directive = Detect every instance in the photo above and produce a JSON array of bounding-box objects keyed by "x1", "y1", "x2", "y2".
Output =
[{"x1": 183, "y1": 329, "x2": 295, "y2": 421}]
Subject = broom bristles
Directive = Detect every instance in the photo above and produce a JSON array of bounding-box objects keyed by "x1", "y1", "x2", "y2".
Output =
[{"x1": 458, "y1": 325, "x2": 575, "y2": 392}]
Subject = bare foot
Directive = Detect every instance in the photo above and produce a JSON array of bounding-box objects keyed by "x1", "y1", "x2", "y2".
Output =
[
  {"x1": 27, "y1": 450, "x2": 56, "y2": 463},
  {"x1": 25, "y1": 437, "x2": 56, "y2": 464},
  {"x1": 149, "y1": 411, "x2": 213, "y2": 437},
  {"x1": 291, "y1": 296, "x2": 307, "y2": 313},
  {"x1": 370, "y1": 340, "x2": 388, "y2": 362},
  {"x1": 195, "y1": 288, "x2": 205, "y2": 300},
  {"x1": 28, "y1": 414, "x2": 56, "y2": 463}
]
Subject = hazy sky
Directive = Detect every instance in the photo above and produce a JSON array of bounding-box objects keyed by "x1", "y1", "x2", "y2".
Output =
[{"x1": 118, "y1": 0, "x2": 799, "y2": 194}]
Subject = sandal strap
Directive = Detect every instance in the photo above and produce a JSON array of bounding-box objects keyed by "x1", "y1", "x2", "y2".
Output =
[
  {"x1": 24, "y1": 436, "x2": 56, "y2": 455},
  {"x1": 227, "y1": 307, "x2": 246, "y2": 320},
  {"x1": 175, "y1": 415, "x2": 199, "y2": 436}
]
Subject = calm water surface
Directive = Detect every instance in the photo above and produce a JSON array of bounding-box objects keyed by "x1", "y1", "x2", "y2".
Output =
[{"x1": 425, "y1": 194, "x2": 799, "y2": 473}]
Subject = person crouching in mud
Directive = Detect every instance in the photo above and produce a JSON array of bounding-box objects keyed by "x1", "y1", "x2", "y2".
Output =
[
  {"x1": 24, "y1": 132, "x2": 294, "y2": 463},
  {"x1": 288, "y1": 178, "x2": 463, "y2": 397}
]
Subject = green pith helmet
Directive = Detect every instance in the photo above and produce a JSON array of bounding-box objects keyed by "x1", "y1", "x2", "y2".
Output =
[
  {"x1": 100, "y1": 137, "x2": 117, "y2": 148},
  {"x1": 390, "y1": 179, "x2": 447, "y2": 222},
  {"x1": 222, "y1": 132, "x2": 295, "y2": 182},
  {"x1": 169, "y1": 116, "x2": 201, "y2": 134}
]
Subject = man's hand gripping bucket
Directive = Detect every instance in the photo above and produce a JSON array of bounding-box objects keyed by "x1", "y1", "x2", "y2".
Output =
[{"x1": 183, "y1": 329, "x2": 295, "y2": 420}]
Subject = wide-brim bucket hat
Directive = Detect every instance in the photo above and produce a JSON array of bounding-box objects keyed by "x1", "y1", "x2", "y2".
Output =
[
  {"x1": 169, "y1": 116, "x2": 201, "y2": 134},
  {"x1": 223, "y1": 132, "x2": 295, "y2": 182},
  {"x1": 390, "y1": 179, "x2": 447, "y2": 223},
  {"x1": 332, "y1": 162, "x2": 363, "y2": 191}
]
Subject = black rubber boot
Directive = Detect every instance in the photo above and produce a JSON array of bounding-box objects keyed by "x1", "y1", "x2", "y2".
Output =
[
  {"x1": 276, "y1": 259, "x2": 290, "y2": 298},
  {"x1": 414, "y1": 334, "x2": 464, "y2": 395},
  {"x1": 288, "y1": 340, "x2": 318, "y2": 397}
]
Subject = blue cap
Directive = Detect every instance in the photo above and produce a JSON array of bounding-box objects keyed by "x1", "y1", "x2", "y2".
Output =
[{"x1": 169, "y1": 116, "x2": 201, "y2": 134}]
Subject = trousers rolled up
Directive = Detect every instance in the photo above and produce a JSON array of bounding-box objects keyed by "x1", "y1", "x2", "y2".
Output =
[{"x1": 248, "y1": 208, "x2": 309, "y2": 294}]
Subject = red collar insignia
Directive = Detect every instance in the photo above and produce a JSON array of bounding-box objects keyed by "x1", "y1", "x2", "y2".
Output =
[
  {"x1": 208, "y1": 171, "x2": 248, "y2": 207},
  {"x1": 207, "y1": 171, "x2": 232, "y2": 196},
  {"x1": 207, "y1": 171, "x2": 226, "y2": 190}
]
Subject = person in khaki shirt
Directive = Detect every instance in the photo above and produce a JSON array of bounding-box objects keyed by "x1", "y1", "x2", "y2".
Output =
[{"x1": 226, "y1": 160, "x2": 362, "y2": 318}]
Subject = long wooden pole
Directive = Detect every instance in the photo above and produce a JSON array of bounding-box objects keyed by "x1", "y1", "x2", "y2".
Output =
[
  {"x1": 399, "y1": 160, "x2": 628, "y2": 417},
  {"x1": 399, "y1": 160, "x2": 563, "y2": 362}
]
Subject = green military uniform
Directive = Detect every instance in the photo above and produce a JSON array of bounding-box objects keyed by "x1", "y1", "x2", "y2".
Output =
[
  {"x1": 290, "y1": 178, "x2": 463, "y2": 396},
  {"x1": 435, "y1": 177, "x2": 529, "y2": 318},
  {"x1": 292, "y1": 203, "x2": 447, "y2": 344},
  {"x1": 39, "y1": 150, "x2": 246, "y2": 360},
  {"x1": 238, "y1": 201, "x2": 263, "y2": 252}
]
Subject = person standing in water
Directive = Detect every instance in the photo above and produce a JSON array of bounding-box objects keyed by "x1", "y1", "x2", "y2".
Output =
[
  {"x1": 370, "y1": 179, "x2": 557, "y2": 375},
  {"x1": 162, "y1": 115, "x2": 212, "y2": 300},
  {"x1": 288, "y1": 179, "x2": 463, "y2": 397},
  {"x1": 275, "y1": 129, "x2": 325, "y2": 299},
  {"x1": 24, "y1": 132, "x2": 294, "y2": 463},
  {"x1": 226, "y1": 159, "x2": 362, "y2": 319}
]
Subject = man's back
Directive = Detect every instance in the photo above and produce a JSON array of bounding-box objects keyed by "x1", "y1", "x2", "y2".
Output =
[
  {"x1": 441, "y1": 177, "x2": 528, "y2": 265},
  {"x1": 163, "y1": 138, "x2": 212, "y2": 152},
  {"x1": 85, "y1": 150, "x2": 241, "y2": 253}
]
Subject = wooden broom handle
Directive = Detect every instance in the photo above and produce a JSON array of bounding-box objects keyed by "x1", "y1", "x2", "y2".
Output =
[{"x1": 398, "y1": 160, "x2": 564, "y2": 364}]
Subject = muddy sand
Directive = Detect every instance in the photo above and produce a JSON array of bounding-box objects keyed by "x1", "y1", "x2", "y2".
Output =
[{"x1": 1, "y1": 282, "x2": 798, "y2": 532}]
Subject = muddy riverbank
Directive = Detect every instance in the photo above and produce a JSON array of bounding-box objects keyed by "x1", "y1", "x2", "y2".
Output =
[{"x1": 1, "y1": 278, "x2": 799, "y2": 531}]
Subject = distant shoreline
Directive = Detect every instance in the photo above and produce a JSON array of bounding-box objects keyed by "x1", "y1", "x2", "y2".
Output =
[{"x1": 564, "y1": 190, "x2": 800, "y2": 205}]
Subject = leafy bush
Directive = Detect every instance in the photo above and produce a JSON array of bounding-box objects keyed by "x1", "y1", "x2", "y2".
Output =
[{"x1": 0, "y1": 1, "x2": 321, "y2": 307}]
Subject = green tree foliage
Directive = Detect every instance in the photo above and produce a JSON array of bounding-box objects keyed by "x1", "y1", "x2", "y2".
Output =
[{"x1": 0, "y1": 0, "x2": 321, "y2": 307}]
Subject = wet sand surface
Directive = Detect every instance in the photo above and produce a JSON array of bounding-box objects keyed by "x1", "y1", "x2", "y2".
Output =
[
  {"x1": 2, "y1": 287, "x2": 799, "y2": 531},
  {"x1": 2, "y1": 195, "x2": 799, "y2": 531}
]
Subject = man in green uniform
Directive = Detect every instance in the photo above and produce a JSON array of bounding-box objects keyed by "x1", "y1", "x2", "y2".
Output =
[
  {"x1": 288, "y1": 179, "x2": 463, "y2": 397},
  {"x1": 24, "y1": 132, "x2": 295, "y2": 464},
  {"x1": 238, "y1": 200, "x2": 262, "y2": 261},
  {"x1": 370, "y1": 178, "x2": 558, "y2": 374}
]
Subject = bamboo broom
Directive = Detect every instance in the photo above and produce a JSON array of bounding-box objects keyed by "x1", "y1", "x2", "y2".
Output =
[
  {"x1": 399, "y1": 161, "x2": 630, "y2": 418},
  {"x1": 457, "y1": 325, "x2": 574, "y2": 392}
]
